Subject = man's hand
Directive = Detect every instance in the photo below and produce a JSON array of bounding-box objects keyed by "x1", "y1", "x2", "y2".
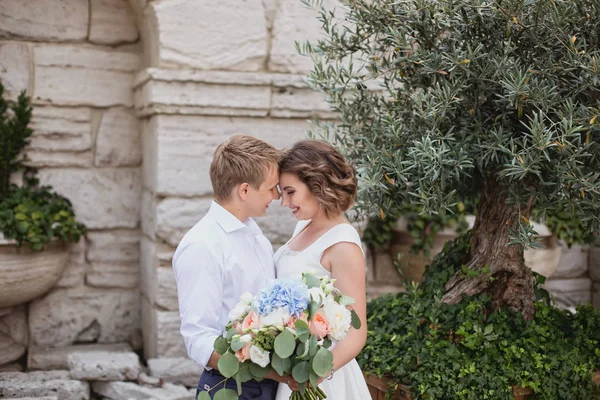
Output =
[
  {"x1": 265, "y1": 370, "x2": 298, "y2": 389},
  {"x1": 277, "y1": 375, "x2": 327, "y2": 392},
  {"x1": 206, "y1": 351, "x2": 221, "y2": 370}
]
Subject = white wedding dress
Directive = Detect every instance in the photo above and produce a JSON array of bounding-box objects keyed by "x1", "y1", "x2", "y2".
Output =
[{"x1": 273, "y1": 220, "x2": 372, "y2": 400}]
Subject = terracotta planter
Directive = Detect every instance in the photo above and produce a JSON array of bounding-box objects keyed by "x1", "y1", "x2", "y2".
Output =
[
  {"x1": 364, "y1": 374, "x2": 411, "y2": 400},
  {"x1": 364, "y1": 373, "x2": 571, "y2": 400},
  {"x1": 0, "y1": 237, "x2": 69, "y2": 308},
  {"x1": 513, "y1": 386, "x2": 534, "y2": 400}
]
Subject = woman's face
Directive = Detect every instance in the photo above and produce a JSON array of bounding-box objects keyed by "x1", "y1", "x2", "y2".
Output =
[{"x1": 279, "y1": 172, "x2": 321, "y2": 220}]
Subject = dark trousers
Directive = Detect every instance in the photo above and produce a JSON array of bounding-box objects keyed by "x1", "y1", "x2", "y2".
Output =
[{"x1": 196, "y1": 368, "x2": 279, "y2": 400}]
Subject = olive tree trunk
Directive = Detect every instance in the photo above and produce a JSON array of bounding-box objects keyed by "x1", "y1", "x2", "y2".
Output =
[{"x1": 441, "y1": 177, "x2": 536, "y2": 319}]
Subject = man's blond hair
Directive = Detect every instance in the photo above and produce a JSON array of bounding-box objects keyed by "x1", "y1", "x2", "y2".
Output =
[{"x1": 210, "y1": 135, "x2": 282, "y2": 202}]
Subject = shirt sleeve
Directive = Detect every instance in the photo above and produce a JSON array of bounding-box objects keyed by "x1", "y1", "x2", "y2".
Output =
[{"x1": 172, "y1": 242, "x2": 223, "y2": 368}]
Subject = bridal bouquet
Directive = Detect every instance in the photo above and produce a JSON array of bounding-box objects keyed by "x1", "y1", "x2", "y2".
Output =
[{"x1": 198, "y1": 272, "x2": 361, "y2": 400}]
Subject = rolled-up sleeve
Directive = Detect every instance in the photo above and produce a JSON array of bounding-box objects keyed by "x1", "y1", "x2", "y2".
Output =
[{"x1": 173, "y1": 242, "x2": 223, "y2": 368}]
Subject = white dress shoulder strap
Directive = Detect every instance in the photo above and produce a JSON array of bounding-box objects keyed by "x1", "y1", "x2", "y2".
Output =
[{"x1": 309, "y1": 223, "x2": 364, "y2": 260}]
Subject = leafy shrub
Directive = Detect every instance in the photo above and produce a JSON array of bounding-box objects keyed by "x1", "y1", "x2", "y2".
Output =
[
  {"x1": 359, "y1": 234, "x2": 600, "y2": 400},
  {"x1": 0, "y1": 82, "x2": 86, "y2": 250}
]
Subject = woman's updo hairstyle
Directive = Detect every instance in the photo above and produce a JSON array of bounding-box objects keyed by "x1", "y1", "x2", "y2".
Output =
[{"x1": 279, "y1": 140, "x2": 357, "y2": 218}]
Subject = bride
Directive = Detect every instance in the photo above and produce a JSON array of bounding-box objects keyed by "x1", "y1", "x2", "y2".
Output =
[{"x1": 274, "y1": 140, "x2": 372, "y2": 400}]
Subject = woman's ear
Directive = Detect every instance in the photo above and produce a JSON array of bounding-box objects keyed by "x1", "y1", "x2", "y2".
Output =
[{"x1": 238, "y1": 182, "x2": 250, "y2": 200}]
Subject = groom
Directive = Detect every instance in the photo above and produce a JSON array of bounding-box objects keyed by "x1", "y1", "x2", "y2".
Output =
[{"x1": 173, "y1": 135, "x2": 285, "y2": 399}]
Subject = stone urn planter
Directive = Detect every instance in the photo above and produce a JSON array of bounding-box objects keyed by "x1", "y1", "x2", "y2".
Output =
[
  {"x1": 389, "y1": 217, "x2": 475, "y2": 284},
  {"x1": 523, "y1": 222, "x2": 562, "y2": 278},
  {"x1": 387, "y1": 217, "x2": 561, "y2": 284},
  {"x1": 0, "y1": 236, "x2": 69, "y2": 308}
]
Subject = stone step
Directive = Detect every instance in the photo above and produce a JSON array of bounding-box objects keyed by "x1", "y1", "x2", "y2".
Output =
[
  {"x1": 0, "y1": 371, "x2": 90, "y2": 400},
  {"x1": 68, "y1": 350, "x2": 141, "y2": 381},
  {"x1": 10, "y1": 397, "x2": 58, "y2": 400},
  {"x1": 29, "y1": 343, "x2": 133, "y2": 370},
  {"x1": 92, "y1": 381, "x2": 194, "y2": 400},
  {"x1": 147, "y1": 357, "x2": 202, "y2": 387}
]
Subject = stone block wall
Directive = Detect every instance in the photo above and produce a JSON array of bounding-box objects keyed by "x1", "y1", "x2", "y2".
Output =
[
  {"x1": 0, "y1": 0, "x2": 143, "y2": 370},
  {"x1": 135, "y1": 0, "x2": 336, "y2": 360},
  {"x1": 1, "y1": 0, "x2": 338, "y2": 376}
]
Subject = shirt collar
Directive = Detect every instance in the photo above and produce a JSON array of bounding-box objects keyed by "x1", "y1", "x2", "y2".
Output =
[{"x1": 208, "y1": 201, "x2": 263, "y2": 235}]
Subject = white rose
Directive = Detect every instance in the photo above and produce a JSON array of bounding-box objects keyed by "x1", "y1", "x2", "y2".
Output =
[
  {"x1": 240, "y1": 334, "x2": 252, "y2": 343},
  {"x1": 228, "y1": 301, "x2": 249, "y2": 321},
  {"x1": 307, "y1": 287, "x2": 326, "y2": 303},
  {"x1": 249, "y1": 345, "x2": 270, "y2": 368},
  {"x1": 240, "y1": 292, "x2": 254, "y2": 306},
  {"x1": 323, "y1": 301, "x2": 352, "y2": 341},
  {"x1": 260, "y1": 307, "x2": 291, "y2": 328}
]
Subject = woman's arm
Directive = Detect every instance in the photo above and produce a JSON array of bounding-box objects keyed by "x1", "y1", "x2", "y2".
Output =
[
  {"x1": 322, "y1": 241, "x2": 368, "y2": 373},
  {"x1": 286, "y1": 241, "x2": 368, "y2": 391}
]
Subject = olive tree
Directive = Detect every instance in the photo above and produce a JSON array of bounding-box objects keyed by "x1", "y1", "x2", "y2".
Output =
[{"x1": 301, "y1": 0, "x2": 600, "y2": 318}]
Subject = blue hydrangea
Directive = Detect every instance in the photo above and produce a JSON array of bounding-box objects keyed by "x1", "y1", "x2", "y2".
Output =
[{"x1": 253, "y1": 279, "x2": 309, "y2": 317}]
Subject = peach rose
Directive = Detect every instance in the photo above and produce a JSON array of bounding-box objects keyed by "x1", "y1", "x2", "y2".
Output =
[
  {"x1": 242, "y1": 311, "x2": 260, "y2": 330},
  {"x1": 233, "y1": 321, "x2": 243, "y2": 334},
  {"x1": 309, "y1": 311, "x2": 330, "y2": 340},
  {"x1": 286, "y1": 312, "x2": 308, "y2": 329},
  {"x1": 235, "y1": 343, "x2": 251, "y2": 362}
]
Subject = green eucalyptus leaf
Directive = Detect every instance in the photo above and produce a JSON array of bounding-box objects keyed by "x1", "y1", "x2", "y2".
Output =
[
  {"x1": 309, "y1": 370, "x2": 319, "y2": 389},
  {"x1": 214, "y1": 388, "x2": 238, "y2": 400},
  {"x1": 231, "y1": 336, "x2": 245, "y2": 352},
  {"x1": 338, "y1": 295, "x2": 355, "y2": 306},
  {"x1": 214, "y1": 336, "x2": 229, "y2": 355},
  {"x1": 236, "y1": 364, "x2": 253, "y2": 383},
  {"x1": 217, "y1": 352, "x2": 239, "y2": 378},
  {"x1": 236, "y1": 377, "x2": 242, "y2": 396},
  {"x1": 249, "y1": 362, "x2": 270, "y2": 379},
  {"x1": 308, "y1": 334, "x2": 318, "y2": 357},
  {"x1": 197, "y1": 391, "x2": 211, "y2": 400},
  {"x1": 350, "y1": 309, "x2": 361, "y2": 330},
  {"x1": 304, "y1": 273, "x2": 321, "y2": 288},
  {"x1": 271, "y1": 352, "x2": 291, "y2": 376},
  {"x1": 308, "y1": 301, "x2": 319, "y2": 319},
  {"x1": 295, "y1": 320, "x2": 310, "y2": 343},
  {"x1": 311, "y1": 348, "x2": 333, "y2": 377},
  {"x1": 292, "y1": 361, "x2": 310, "y2": 383},
  {"x1": 298, "y1": 381, "x2": 306, "y2": 396},
  {"x1": 226, "y1": 328, "x2": 238, "y2": 341},
  {"x1": 274, "y1": 328, "x2": 295, "y2": 358}
]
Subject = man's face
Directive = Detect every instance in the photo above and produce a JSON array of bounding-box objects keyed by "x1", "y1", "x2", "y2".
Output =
[{"x1": 246, "y1": 165, "x2": 280, "y2": 218}]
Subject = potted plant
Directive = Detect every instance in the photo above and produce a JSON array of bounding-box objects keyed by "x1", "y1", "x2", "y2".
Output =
[{"x1": 0, "y1": 82, "x2": 86, "y2": 308}]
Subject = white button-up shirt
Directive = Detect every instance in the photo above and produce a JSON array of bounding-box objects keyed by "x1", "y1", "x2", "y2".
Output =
[{"x1": 172, "y1": 201, "x2": 275, "y2": 368}]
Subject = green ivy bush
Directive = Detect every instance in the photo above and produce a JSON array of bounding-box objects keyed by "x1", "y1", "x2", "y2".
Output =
[
  {"x1": 0, "y1": 82, "x2": 86, "y2": 250},
  {"x1": 359, "y1": 234, "x2": 600, "y2": 399}
]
